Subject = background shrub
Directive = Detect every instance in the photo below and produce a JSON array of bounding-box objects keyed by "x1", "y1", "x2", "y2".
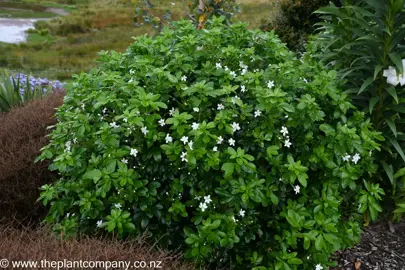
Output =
[
  {"x1": 312, "y1": 0, "x2": 405, "y2": 221},
  {"x1": 260, "y1": 0, "x2": 342, "y2": 51},
  {"x1": 38, "y1": 17, "x2": 383, "y2": 269},
  {"x1": 0, "y1": 91, "x2": 64, "y2": 225}
]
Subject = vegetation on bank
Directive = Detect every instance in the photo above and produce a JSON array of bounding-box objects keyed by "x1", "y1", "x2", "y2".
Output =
[{"x1": 0, "y1": 0, "x2": 275, "y2": 80}]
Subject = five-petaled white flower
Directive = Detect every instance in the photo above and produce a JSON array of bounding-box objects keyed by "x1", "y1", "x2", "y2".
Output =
[
  {"x1": 217, "y1": 103, "x2": 225, "y2": 110},
  {"x1": 114, "y1": 203, "x2": 122, "y2": 210},
  {"x1": 180, "y1": 136, "x2": 189, "y2": 144},
  {"x1": 239, "y1": 209, "x2": 245, "y2": 217},
  {"x1": 121, "y1": 158, "x2": 128, "y2": 164},
  {"x1": 158, "y1": 119, "x2": 166, "y2": 127},
  {"x1": 217, "y1": 136, "x2": 224, "y2": 144},
  {"x1": 231, "y1": 122, "x2": 241, "y2": 133},
  {"x1": 254, "y1": 110, "x2": 261, "y2": 118},
  {"x1": 199, "y1": 202, "x2": 208, "y2": 212},
  {"x1": 110, "y1": 122, "x2": 119, "y2": 128},
  {"x1": 181, "y1": 75, "x2": 187, "y2": 81},
  {"x1": 352, "y1": 153, "x2": 361, "y2": 164},
  {"x1": 141, "y1": 126, "x2": 148, "y2": 135},
  {"x1": 230, "y1": 71, "x2": 237, "y2": 78},
  {"x1": 192, "y1": 122, "x2": 200, "y2": 130},
  {"x1": 294, "y1": 185, "x2": 300, "y2": 194},
  {"x1": 213, "y1": 146, "x2": 218, "y2": 152},
  {"x1": 204, "y1": 195, "x2": 212, "y2": 204},
  {"x1": 169, "y1": 107, "x2": 175, "y2": 116},
  {"x1": 181, "y1": 151, "x2": 188, "y2": 162},
  {"x1": 229, "y1": 138, "x2": 235, "y2": 146},
  {"x1": 165, "y1": 134, "x2": 173, "y2": 143},
  {"x1": 96, "y1": 220, "x2": 103, "y2": 228},
  {"x1": 267, "y1": 80, "x2": 275, "y2": 89},
  {"x1": 284, "y1": 139, "x2": 292, "y2": 148},
  {"x1": 342, "y1": 153, "x2": 351, "y2": 162},
  {"x1": 216, "y1": 62, "x2": 222, "y2": 69},
  {"x1": 315, "y1": 264, "x2": 323, "y2": 270},
  {"x1": 188, "y1": 141, "x2": 193, "y2": 150},
  {"x1": 281, "y1": 126, "x2": 288, "y2": 136},
  {"x1": 241, "y1": 85, "x2": 246, "y2": 93},
  {"x1": 130, "y1": 148, "x2": 138, "y2": 157},
  {"x1": 193, "y1": 107, "x2": 199, "y2": 112}
]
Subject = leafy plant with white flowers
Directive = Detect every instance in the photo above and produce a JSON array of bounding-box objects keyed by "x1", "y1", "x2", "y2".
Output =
[
  {"x1": 313, "y1": 0, "x2": 405, "y2": 222},
  {"x1": 37, "y1": 17, "x2": 383, "y2": 269}
]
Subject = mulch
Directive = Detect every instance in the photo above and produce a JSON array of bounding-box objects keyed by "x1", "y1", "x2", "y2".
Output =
[{"x1": 331, "y1": 221, "x2": 405, "y2": 270}]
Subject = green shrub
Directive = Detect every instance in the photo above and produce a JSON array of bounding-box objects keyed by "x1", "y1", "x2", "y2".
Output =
[
  {"x1": 260, "y1": 0, "x2": 341, "y2": 51},
  {"x1": 37, "y1": 17, "x2": 384, "y2": 269},
  {"x1": 312, "y1": 0, "x2": 405, "y2": 221}
]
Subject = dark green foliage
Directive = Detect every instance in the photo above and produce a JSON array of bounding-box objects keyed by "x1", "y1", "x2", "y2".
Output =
[
  {"x1": 37, "y1": 17, "x2": 384, "y2": 269},
  {"x1": 260, "y1": 0, "x2": 342, "y2": 51},
  {"x1": 312, "y1": 0, "x2": 405, "y2": 221}
]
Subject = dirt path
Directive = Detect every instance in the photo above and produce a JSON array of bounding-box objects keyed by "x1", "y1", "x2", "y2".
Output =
[{"x1": 46, "y1": 7, "x2": 69, "y2": 16}]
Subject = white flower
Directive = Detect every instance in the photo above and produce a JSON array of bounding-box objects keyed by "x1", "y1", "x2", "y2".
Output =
[
  {"x1": 267, "y1": 80, "x2": 275, "y2": 89},
  {"x1": 129, "y1": 78, "x2": 133, "y2": 83},
  {"x1": 72, "y1": 138, "x2": 77, "y2": 144},
  {"x1": 204, "y1": 195, "x2": 212, "y2": 204},
  {"x1": 165, "y1": 134, "x2": 173, "y2": 143},
  {"x1": 180, "y1": 136, "x2": 189, "y2": 144},
  {"x1": 216, "y1": 62, "x2": 222, "y2": 69},
  {"x1": 315, "y1": 264, "x2": 323, "y2": 270},
  {"x1": 231, "y1": 216, "x2": 236, "y2": 222},
  {"x1": 141, "y1": 126, "x2": 149, "y2": 135},
  {"x1": 383, "y1": 61, "x2": 405, "y2": 86},
  {"x1": 188, "y1": 140, "x2": 193, "y2": 150},
  {"x1": 281, "y1": 126, "x2": 289, "y2": 136},
  {"x1": 217, "y1": 136, "x2": 224, "y2": 144},
  {"x1": 130, "y1": 69, "x2": 135, "y2": 75},
  {"x1": 181, "y1": 151, "x2": 188, "y2": 162},
  {"x1": 193, "y1": 107, "x2": 199, "y2": 112},
  {"x1": 191, "y1": 122, "x2": 200, "y2": 130},
  {"x1": 241, "y1": 85, "x2": 246, "y2": 93},
  {"x1": 96, "y1": 220, "x2": 103, "y2": 228},
  {"x1": 231, "y1": 96, "x2": 240, "y2": 104},
  {"x1": 224, "y1": 66, "x2": 229, "y2": 71},
  {"x1": 130, "y1": 148, "x2": 138, "y2": 157},
  {"x1": 102, "y1": 107, "x2": 107, "y2": 114},
  {"x1": 284, "y1": 139, "x2": 292, "y2": 148},
  {"x1": 123, "y1": 118, "x2": 128, "y2": 123},
  {"x1": 303, "y1": 78, "x2": 308, "y2": 83},
  {"x1": 352, "y1": 153, "x2": 361, "y2": 164},
  {"x1": 241, "y1": 68, "x2": 247, "y2": 75},
  {"x1": 199, "y1": 202, "x2": 208, "y2": 212},
  {"x1": 169, "y1": 107, "x2": 175, "y2": 116},
  {"x1": 239, "y1": 209, "x2": 245, "y2": 217},
  {"x1": 342, "y1": 153, "x2": 351, "y2": 162},
  {"x1": 213, "y1": 146, "x2": 218, "y2": 152},
  {"x1": 114, "y1": 203, "x2": 122, "y2": 210},
  {"x1": 294, "y1": 185, "x2": 300, "y2": 194},
  {"x1": 217, "y1": 103, "x2": 225, "y2": 110},
  {"x1": 254, "y1": 110, "x2": 261, "y2": 118},
  {"x1": 231, "y1": 122, "x2": 241, "y2": 133},
  {"x1": 158, "y1": 119, "x2": 166, "y2": 126},
  {"x1": 121, "y1": 158, "x2": 128, "y2": 164},
  {"x1": 230, "y1": 71, "x2": 237, "y2": 78},
  {"x1": 239, "y1": 61, "x2": 245, "y2": 68},
  {"x1": 229, "y1": 138, "x2": 235, "y2": 146},
  {"x1": 181, "y1": 75, "x2": 187, "y2": 81},
  {"x1": 110, "y1": 122, "x2": 119, "y2": 128},
  {"x1": 195, "y1": 196, "x2": 201, "y2": 200}
]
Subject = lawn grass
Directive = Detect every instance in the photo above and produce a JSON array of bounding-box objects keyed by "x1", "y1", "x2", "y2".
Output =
[{"x1": 0, "y1": 0, "x2": 277, "y2": 80}]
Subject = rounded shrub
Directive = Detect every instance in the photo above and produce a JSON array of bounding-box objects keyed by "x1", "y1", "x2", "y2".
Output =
[{"x1": 38, "y1": 17, "x2": 384, "y2": 269}]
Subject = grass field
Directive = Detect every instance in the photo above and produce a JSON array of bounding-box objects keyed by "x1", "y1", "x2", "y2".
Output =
[{"x1": 0, "y1": 0, "x2": 277, "y2": 80}]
